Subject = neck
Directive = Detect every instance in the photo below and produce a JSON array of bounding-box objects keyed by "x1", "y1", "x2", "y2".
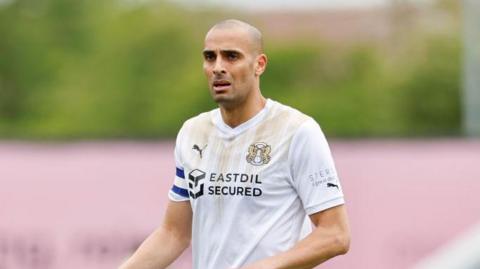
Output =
[{"x1": 219, "y1": 93, "x2": 266, "y2": 128}]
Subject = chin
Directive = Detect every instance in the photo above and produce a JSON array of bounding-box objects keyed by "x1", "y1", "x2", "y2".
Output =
[
  {"x1": 213, "y1": 96, "x2": 230, "y2": 104},
  {"x1": 210, "y1": 90, "x2": 229, "y2": 102},
  {"x1": 212, "y1": 95, "x2": 237, "y2": 108}
]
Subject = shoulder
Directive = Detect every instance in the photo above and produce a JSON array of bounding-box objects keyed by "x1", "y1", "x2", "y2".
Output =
[
  {"x1": 288, "y1": 115, "x2": 332, "y2": 164},
  {"x1": 268, "y1": 99, "x2": 316, "y2": 133},
  {"x1": 175, "y1": 109, "x2": 217, "y2": 152},
  {"x1": 267, "y1": 100, "x2": 329, "y2": 152},
  {"x1": 292, "y1": 119, "x2": 325, "y2": 145},
  {"x1": 177, "y1": 108, "x2": 217, "y2": 137}
]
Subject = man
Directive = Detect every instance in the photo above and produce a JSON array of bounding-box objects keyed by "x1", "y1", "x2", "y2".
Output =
[{"x1": 120, "y1": 19, "x2": 350, "y2": 269}]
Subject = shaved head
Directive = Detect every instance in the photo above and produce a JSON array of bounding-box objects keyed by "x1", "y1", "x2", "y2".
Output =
[
  {"x1": 206, "y1": 19, "x2": 264, "y2": 54},
  {"x1": 203, "y1": 19, "x2": 268, "y2": 111}
]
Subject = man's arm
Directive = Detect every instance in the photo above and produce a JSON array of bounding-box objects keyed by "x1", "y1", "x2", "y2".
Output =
[
  {"x1": 241, "y1": 204, "x2": 350, "y2": 269},
  {"x1": 119, "y1": 200, "x2": 192, "y2": 269}
]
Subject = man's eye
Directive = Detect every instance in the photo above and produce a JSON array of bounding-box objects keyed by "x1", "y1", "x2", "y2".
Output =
[
  {"x1": 226, "y1": 52, "x2": 238, "y2": 60},
  {"x1": 204, "y1": 53, "x2": 215, "y2": 61}
]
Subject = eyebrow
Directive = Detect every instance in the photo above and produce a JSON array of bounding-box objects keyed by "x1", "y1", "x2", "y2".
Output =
[{"x1": 202, "y1": 49, "x2": 243, "y2": 55}]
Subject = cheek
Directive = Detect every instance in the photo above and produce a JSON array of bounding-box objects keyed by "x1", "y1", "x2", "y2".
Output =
[
  {"x1": 234, "y1": 64, "x2": 254, "y2": 82},
  {"x1": 203, "y1": 63, "x2": 212, "y2": 77}
]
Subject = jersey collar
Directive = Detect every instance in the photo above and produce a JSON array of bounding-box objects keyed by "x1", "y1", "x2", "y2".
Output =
[{"x1": 212, "y1": 99, "x2": 273, "y2": 139}]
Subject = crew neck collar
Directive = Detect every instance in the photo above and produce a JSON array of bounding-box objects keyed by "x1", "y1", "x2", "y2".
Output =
[{"x1": 212, "y1": 99, "x2": 273, "y2": 139}]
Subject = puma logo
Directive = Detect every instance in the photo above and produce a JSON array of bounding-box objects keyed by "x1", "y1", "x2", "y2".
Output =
[
  {"x1": 192, "y1": 144, "x2": 207, "y2": 158},
  {"x1": 327, "y1": 183, "x2": 339, "y2": 189}
]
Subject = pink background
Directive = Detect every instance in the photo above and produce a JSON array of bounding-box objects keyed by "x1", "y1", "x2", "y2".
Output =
[{"x1": 1, "y1": 140, "x2": 479, "y2": 269}]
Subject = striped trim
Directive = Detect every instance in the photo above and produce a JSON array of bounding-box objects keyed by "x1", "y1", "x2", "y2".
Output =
[
  {"x1": 171, "y1": 185, "x2": 189, "y2": 198},
  {"x1": 176, "y1": 167, "x2": 185, "y2": 179},
  {"x1": 174, "y1": 177, "x2": 188, "y2": 189}
]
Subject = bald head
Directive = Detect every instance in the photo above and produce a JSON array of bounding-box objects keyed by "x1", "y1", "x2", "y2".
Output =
[{"x1": 206, "y1": 19, "x2": 264, "y2": 54}]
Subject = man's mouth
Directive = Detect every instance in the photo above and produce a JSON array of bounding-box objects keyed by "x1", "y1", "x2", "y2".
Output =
[{"x1": 212, "y1": 80, "x2": 231, "y2": 92}]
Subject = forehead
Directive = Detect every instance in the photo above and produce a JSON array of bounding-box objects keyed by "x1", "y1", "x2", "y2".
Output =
[{"x1": 204, "y1": 28, "x2": 254, "y2": 53}]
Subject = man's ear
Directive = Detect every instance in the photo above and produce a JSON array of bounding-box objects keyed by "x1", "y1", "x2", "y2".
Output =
[{"x1": 255, "y1": 54, "x2": 268, "y2": 76}]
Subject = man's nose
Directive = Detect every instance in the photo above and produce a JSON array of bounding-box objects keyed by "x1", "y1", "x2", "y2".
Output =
[{"x1": 212, "y1": 58, "x2": 226, "y2": 75}]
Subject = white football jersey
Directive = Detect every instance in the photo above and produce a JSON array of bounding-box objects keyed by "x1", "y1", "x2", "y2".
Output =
[{"x1": 168, "y1": 99, "x2": 344, "y2": 269}]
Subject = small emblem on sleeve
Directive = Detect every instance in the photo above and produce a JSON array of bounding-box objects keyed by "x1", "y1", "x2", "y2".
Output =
[
  {"x1": 327, "y1": 183, "x2": 339, "y2": 189},
  {"x1": 246, "y1": 142, "x2": 271, "y2": 166}
]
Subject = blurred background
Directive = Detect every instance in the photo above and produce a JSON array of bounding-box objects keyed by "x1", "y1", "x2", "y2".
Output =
[{"x1": 1, "y1": 0, "x2": 479, "y2": 268}]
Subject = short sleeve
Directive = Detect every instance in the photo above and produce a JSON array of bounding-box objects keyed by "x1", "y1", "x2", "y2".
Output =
[
  {"x1": 168, "y1": 125, "x2": 190, "y2": 202},
  {"x1": 289, "y1": 119, "x2": 344, "y2": 215}
]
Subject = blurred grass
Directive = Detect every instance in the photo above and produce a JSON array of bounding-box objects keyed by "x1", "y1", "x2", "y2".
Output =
[{"x1": 0, "y1": 0, "x2": 461, "y2": 139}]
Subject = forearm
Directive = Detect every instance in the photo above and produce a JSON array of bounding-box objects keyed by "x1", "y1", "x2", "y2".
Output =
[
  {"x1": 244, "y1": 226, "x2": 350, "y2": 269},
  {"x1": 119, "y1": 225, "x2": 190, "y2": 269}
]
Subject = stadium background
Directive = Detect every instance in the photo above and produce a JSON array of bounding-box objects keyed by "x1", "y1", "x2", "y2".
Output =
[{"x1": 1, "y1": 0, "x2": 479, "y2": 268}]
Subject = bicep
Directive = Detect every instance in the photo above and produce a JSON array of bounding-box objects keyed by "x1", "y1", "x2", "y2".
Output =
[
  {"x1": 162, "y1": 200, "x2": 193, "y2": 241},
  {"x1": 309, "y1": 205, "x2": 349, "y2": 231},
  {"x1": 308, "y1": 205, "x2": 351, "y2": 253}
]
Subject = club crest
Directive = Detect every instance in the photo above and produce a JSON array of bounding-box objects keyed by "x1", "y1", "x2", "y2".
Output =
[{"x1": 246, "y1": 142, "x2": 271, "y2": 166}]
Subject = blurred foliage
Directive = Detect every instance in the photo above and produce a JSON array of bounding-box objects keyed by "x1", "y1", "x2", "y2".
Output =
[{"x1": 0, "y1": 0, "x2": 461, "y2": 138}]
